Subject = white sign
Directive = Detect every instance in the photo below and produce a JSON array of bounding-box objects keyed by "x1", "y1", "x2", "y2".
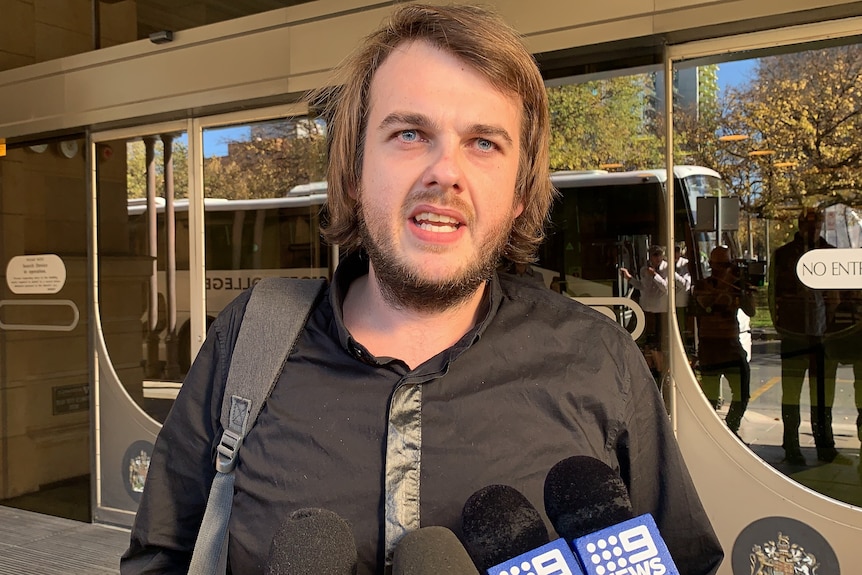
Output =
[
  {"x1": 5, "y1": 254, "x2": 67, "y2": 294},
  {"x1": 797, "y1": 248, "x2": 862, "y2": 289}
]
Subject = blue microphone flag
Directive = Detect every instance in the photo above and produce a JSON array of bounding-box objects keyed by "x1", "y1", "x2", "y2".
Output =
[
  {"x1": 571, "y1": 514, "x2": 679, "y2": 575},
  {"x1": 486, "y1": 538, "x2": 585, "y2": 575}
]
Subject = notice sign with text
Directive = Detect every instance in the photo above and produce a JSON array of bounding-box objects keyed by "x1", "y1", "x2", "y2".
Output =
[
  {"x1": 797, "y1": 248, "x2": 862, "y2": 289},
  {"x1": 6, "y1": 254, "x2": 67, "y2": 294}
]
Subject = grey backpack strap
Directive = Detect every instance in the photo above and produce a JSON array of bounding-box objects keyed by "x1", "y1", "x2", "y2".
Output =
[{"x1": 188, "y1": 277, "x2": 325, "y2": 575}]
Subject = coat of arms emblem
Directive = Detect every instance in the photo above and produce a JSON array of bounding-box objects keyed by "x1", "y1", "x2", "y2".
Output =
[
  {"x1": 750, "y1": 532, "x2": 818, "y2": 575},
  {"x1": 128, "y1": 449, "x2": 151, "y2": 493}
]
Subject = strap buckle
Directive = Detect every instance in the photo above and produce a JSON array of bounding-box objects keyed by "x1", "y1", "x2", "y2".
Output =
[{"x1": 215, "y1": 428, "x2": 243, "y2": 473}]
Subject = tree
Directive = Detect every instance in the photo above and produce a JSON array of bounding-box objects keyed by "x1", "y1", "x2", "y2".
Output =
[
  {"x1": 677, "y1": 46, "x2": 862, "y2": 222},
  {"x1": 674, "y1": 48, "x2": 862, "y2": 259},
  {"x1": 204, "y1": 118, "x2": 327, "y2": 200},
  {"x1": 125, "y1": 119, "x2": 327, "y2": 202},
  {"x1": 126, "y1": 137, "x2": 189, "y2": 199},
  {"x1": 738, "y1": 45, "x2": 862, "y2": 218},
  {"x1": 548, "y1": 74, "x2": 663, "y2": 171}
]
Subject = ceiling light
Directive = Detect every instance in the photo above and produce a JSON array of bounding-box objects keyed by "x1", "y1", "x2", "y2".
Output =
[{"x1": 718, "y1": 134, "x2": 749, "y2": 142}]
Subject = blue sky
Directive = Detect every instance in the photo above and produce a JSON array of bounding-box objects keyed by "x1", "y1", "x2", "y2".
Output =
[
  {"x1": 717, "y1": 58, "x2": 757, "y2": 95},
  {"x1": 195, "y1": 59, "x2": 760, "y2": 158},
  {"x1": 168, "y1": 126, "x2": 249, "y2": 158},
  {"x1": 203, "y1": 125, "x2": 251, "y2": 158}
]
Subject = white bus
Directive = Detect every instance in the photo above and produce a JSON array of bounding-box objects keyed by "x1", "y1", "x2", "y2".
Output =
[
  {"x1": 534, "y1": 166, "x2": 739, "y2": 350},
  {"x1": 127, "y1": 182, "x2": 329, "y2": 377}
]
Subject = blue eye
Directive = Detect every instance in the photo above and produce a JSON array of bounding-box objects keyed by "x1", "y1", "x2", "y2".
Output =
[
  {"x1": 476, "y1": 138, "x2": 495, "y2": 151},
  {"x1": 399, "y1": 130, "x2": 419, "y2": 142}
]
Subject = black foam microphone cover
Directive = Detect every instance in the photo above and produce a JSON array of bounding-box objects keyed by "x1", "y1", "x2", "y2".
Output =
[
  {"x1": 461, "y1": 484, "x2": 550, "y2": 571},
  {"x1": 264, "y1": 508, "x2": 357, "y2": 575},
  {"x1": 543, "y1": 455, "x2": 634, "y2": 540},
  {"x1": 392, "y1": 526, "x2": 480, "y2": 575}
]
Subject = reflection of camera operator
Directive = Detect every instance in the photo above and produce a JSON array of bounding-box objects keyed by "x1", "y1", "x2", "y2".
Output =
[{"x1": 694, "y1": 246, "x2": 756, "y2": 438}]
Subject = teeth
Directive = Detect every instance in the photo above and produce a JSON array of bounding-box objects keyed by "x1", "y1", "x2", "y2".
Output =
[
  {"x1": 413, "y1": 212, "x2": 460, "y2": 233},
  {"x1": 418, "y1": 222, "x2": 457, "y2": 233},
  {"x1": 415, "y1": 212, "x2": 459, "y2": 224}
]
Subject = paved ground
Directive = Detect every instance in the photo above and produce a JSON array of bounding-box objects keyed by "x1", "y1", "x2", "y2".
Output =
[
  {"x1": 0, "y1": 506, "x2": 128, "y2": 574},
  {"x1": 715, "y1": 338, "x2": 862, "y2": 507}
]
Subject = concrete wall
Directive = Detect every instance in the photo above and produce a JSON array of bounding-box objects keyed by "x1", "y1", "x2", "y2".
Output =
[{"x1": 0, "y1": 0, "x2": 136, "y2": 72}]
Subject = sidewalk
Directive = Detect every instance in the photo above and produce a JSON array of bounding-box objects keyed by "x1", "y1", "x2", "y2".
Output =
[
  {"x1": 722, "y1": 404, "x2": 862, "y2": 507},
  {"x1": 0, "y1": 506, "x2": 129, "y2": 574}
]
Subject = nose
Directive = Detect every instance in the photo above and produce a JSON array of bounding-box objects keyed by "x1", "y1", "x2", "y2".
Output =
[{"x1": 421, "y1": 138, "x2": 464, "y2": 192}]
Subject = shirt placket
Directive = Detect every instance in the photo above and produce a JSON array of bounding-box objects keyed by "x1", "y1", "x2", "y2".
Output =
[{"x1": 383, "y1": 380, "x2": 422, "y2": 568}]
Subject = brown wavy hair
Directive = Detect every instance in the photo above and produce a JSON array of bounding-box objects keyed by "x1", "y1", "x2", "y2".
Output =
[{"x1": 310, "y1": 3, "x2": 554, "y2": 264}]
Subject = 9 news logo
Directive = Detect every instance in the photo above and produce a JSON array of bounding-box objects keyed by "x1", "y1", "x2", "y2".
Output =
[
  {"x1": 489, "y1": 539, "x2": 585, "y2": 575},
  {"x1": 487, "y1": 515, "x2": 678, "y2": 575},
  {"x1": 572, "y1": 515, "x2": 679, "y2": 575}
]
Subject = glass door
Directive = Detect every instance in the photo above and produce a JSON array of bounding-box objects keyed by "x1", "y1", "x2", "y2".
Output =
[
  {"x1": 667, "y1": 20, "x2": 862, "y2": 573},
  {"x1": 0, "y1": 135, "x2": 90, "y2": 521},
  {"x1": 91, "y1": 103, "x2": 332, "y2": 526},
  {"x1": 91, "y1": 121, "x2": 190, "y2": 525},
  {"x1": 672, "y1": 40, "x2": 862, "y2": 507},
  {"x1": 197, "y1": 107, "x2": 330, "y2": 358}
]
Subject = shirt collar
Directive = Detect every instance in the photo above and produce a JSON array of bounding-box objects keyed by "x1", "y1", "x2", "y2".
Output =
[{"x1": 328, "y1": 251, "x2": 503, "y2": 370}]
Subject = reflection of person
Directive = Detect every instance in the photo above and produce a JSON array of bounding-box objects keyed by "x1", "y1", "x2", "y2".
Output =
[
  {"x1": 620, "y1": 245, "x2": 669, "y2": 376},
  {"x1": 830, "y1": 302, "x2": 862, "y2": 464},
  {"x1": 694, "y1": 246, "x2": 756, "y2": 436},
  {"x1": 674, "y1": 244, "x2": 693, "y2": 347},
  {"x1": 498, "y1": 258, "x2": 546, "y2": 285},
  {"x1": 620, "y1": 244, "x2": 669, "y2": 315},
  {"x1": 770, "y1": 208, "x2": 841, "y2": 465},
  {"x1": 121, "y1": 5, "x2": 722, "y2": 575}
]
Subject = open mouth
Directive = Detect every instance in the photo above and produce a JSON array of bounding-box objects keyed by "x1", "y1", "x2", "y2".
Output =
[{"x1": 412, "y1": 212, "x2": 463, "y2": 233}]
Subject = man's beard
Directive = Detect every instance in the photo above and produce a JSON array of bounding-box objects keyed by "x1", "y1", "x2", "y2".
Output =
[{"x1": 357, "y1": 195, "x2": 513, "y2": 313}]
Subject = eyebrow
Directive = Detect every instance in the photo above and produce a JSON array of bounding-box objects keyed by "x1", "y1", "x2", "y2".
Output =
[
  {"x1": 379, "y1": 112, "x2": 435, "y2": 131},
  {"x1": 378, "y1": 112, "x2": 515, "y2": 147}
]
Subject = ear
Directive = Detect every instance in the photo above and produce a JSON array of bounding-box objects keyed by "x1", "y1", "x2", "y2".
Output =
[
  {"x1": 513, "y1": 200, "x2": 524, "y2": 218},
  {"x1": 347, "y1": 186, "x2": 359, "y2": 200}
]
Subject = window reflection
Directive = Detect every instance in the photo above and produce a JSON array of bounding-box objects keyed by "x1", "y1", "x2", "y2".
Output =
[
  {"x1": 201, "y1": 118, "x2": 330, "y2": 342},
  {"x1": 98, "y1": 133, "x2": 189, "y2": 423},
  {"x1": 539, "y1": 72, "x2": 674, "y2": 391},
  {"x1": 675, "y1": 43, "x2": 862, "y2": 506},
  {"x1": 97, "y1": 116, "x2": 330, "y2": 423}
]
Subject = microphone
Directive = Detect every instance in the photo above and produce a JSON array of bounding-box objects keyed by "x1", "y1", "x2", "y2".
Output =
[
  {"x1": 544, "y1": 456, "x2": 680, "y2": 575},
  {"x1": 461, "y1": 484, "x2": 551, "y2": 571},
  {"x1": 544, "y1": 456, "x2": 633, "y2": 540},
  {"x1": 392, "y1": 526, "x2": 480, "y2": 575},
  {"x1": 263, "y1": 508, "x2": 357, "y2": 575},
  {"x1": 461, "y1": 484, "x2": 583, "y2": 575}
]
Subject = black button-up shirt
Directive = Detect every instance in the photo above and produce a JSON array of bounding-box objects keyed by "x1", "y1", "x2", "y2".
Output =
[{"x1": 122, "y1": 252, "x2": 723, "y2": 575}]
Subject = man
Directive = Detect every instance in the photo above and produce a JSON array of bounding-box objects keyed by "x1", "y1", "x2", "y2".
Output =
[
  {"x1": 694, "y1": 246, "x2": 756, "y2": 437},
  {"x1": 674, "y1": 244, "x2": 694, "y2": 348},
  {"x1": 770, "y1": 208, "x2": 841, "y2": 465},
  {"x1": 121, "y1": 5, "x2": 723, "y2": 574},
  {"x1": 620, "y1": 245, "x2": 670, "y2": 316},
  {"x1": 620, "y1": 245, "x2": 670, "y2": 377}
]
